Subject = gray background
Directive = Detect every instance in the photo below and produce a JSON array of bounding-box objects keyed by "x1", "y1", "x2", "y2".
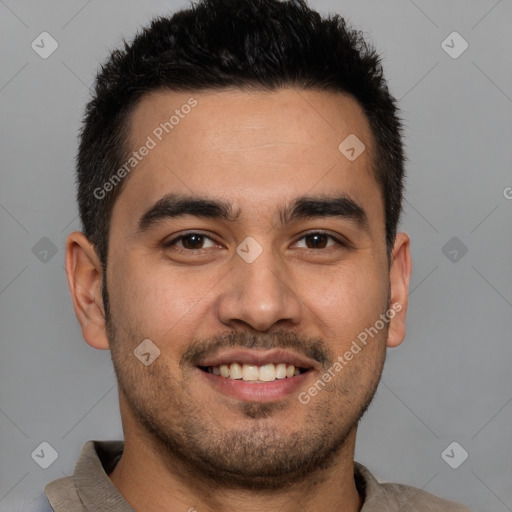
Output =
[{"x1": 1, "y1": 0, "x2": 511, "y2": 510}]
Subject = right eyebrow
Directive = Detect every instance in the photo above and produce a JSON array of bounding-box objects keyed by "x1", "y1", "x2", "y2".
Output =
[{"x1": 135, "y1": 193, "x2": 241, "y2": 235}]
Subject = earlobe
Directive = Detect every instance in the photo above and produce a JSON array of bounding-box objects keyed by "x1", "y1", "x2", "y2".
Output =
[
  {"x1": 65, "y1": 231, "x2": 110, "y2": 350},
  {"x1": 386, "y1": 232, "x2": 412, "y2": 348}
]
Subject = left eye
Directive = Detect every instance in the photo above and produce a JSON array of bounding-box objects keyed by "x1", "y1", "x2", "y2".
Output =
[{"x1": 294, "y1": 233, "x2": 341, "y2": 250}]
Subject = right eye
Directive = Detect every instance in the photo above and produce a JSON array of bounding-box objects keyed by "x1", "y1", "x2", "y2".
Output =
[{"x1": 164, "y1": 233, "x2": 219, "y2": 251}]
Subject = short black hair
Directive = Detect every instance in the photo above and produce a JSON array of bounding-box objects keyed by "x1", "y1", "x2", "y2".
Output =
[{"x1": 77, "y1": 0, "x2": 405, "y2": 274}]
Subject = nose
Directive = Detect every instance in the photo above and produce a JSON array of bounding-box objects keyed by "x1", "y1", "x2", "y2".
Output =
[{"x1": 215, "y1": 246, "x2": 302, "y2": 332}]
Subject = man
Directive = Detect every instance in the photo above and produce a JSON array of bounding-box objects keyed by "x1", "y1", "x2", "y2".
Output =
[{"x1": 31, "y1": 0, "x2": 471, "y2": 510}]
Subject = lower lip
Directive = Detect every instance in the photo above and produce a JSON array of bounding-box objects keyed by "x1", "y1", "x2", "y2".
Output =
[{"x1": 197, "y1": 368, "x2": 313, "y2": 403}]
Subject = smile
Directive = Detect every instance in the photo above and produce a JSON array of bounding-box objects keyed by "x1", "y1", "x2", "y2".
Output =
[{"x1": 199, "y1": 362, "x2": 309, "y2": 382}]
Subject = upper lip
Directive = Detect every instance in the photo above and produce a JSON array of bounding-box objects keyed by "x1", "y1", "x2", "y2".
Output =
[{"x1": 196, "y1": 348, "x2": 320, "y2": 370}]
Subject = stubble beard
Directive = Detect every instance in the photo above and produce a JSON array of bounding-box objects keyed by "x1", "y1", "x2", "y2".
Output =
[{"x1": 104, "y1": 291, "x2": 388, "y2": 490}]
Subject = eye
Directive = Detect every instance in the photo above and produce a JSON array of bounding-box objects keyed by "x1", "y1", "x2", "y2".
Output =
[
  {"x1": 163, "y1": 231, "x2": 347, "y2": 253},
  {"x1": 164, "y1": 233, "x2": 219, "y2": 250},
  {"x1": 293, "y1": 231, "x2": 345, "y2": 250}
]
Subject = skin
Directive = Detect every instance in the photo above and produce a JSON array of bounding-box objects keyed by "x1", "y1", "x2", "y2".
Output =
[{"x1": 66, "y1": 88, "x2": 412, "y2": 512}]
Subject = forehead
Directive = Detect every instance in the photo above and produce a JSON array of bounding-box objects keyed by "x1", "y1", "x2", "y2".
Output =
[{"x1": 112, "y1": 87, "x2": 382, "y2": 230}]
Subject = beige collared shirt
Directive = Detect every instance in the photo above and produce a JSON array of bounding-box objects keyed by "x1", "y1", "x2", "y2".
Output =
[{"x1": 39, "y1": 440, "x2": 471, "y2": 511}]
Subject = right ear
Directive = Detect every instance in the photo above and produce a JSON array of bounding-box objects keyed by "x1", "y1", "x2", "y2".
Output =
[{"x1": 65, "y1": 231, "x2": 110, "y2": 350}]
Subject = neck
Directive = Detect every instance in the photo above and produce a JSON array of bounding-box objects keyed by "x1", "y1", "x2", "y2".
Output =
[{"x1": 109, "y1": 421, "x2": 362, "y2": 512}]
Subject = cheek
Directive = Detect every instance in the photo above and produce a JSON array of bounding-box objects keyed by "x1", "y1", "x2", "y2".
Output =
[
  {"x1": 110, "y1": 256, "x2": 211, "y2": 343},
  {"x1": 296, "y1": 262, "x2": 388, "y2": 342}
]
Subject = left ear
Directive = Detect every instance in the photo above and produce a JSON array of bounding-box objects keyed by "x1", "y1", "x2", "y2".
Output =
[{"x1": 386, "y1": 232, "x2": 412, "y2": 348}]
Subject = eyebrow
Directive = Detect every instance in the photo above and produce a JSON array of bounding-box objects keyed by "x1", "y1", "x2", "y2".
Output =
[{"x1": 135, "y1": 192, "x2": 369, "y2": 234}]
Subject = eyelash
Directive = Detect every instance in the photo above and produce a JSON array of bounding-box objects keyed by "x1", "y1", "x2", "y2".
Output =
[{"x1": 163, "y1": 231, "x2": 348, "y2": 252}]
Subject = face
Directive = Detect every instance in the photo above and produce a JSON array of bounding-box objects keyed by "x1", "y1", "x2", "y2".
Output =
[{"x1": 69, "y1": 87, "x2": 410, "y2": 489}]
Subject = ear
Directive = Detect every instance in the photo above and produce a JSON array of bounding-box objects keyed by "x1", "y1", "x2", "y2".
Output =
[
  {"x1": 65, "y1": 231, "x2": 110, "y2": 350},
  {"x1": 386, "y1": 232, "x2": 412, "y2": 348}
]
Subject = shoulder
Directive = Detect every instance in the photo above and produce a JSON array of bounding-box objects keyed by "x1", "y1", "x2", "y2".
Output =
[
  {"x1": 7, "y1": 492, "x2": 53, "y2": 512},
  {"x1": 379, "y1": 481, "x2": 473, "y2": 511},
  {"x1": 354, "y1": 462, "x2": 473, "y2": 511}
]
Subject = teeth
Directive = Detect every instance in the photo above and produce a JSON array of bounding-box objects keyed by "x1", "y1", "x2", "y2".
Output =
[
  {"x1": 259, "y1": 364, "x2": 276, "y2": 381},
  {"x1": 229, "y1": 362, "x2": 243, "y2": 379},
  {"x1": 242, "y1": 364, "x2": 259, "y2": 381},
  {"x1": 275, "y1": 363, "x2": 287, "y2": 379},
  {"x1": 205, "y1": 362, "x2": 305, "y2": 382}
]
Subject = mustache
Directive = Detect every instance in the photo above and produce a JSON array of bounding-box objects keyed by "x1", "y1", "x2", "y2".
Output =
[{"x1": 180, "y1": 330, "x2": 333, "y2": 369}]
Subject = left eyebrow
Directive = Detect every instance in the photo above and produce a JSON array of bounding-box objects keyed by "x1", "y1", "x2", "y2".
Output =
[
  {"x1": 135, "y1": 192, "x2": 369, "y2": 235},
  {"x1": 278, "y1": 194, "x2": 369, "y2": 231}
]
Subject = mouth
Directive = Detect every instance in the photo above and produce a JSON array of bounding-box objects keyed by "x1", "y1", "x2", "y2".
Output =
[
  {"x1": 195, "y1": 348, "x2": 317, "y2": 402},
  {"x1": 198, "y1": 362, "x2": 310, "y2": 382}
]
